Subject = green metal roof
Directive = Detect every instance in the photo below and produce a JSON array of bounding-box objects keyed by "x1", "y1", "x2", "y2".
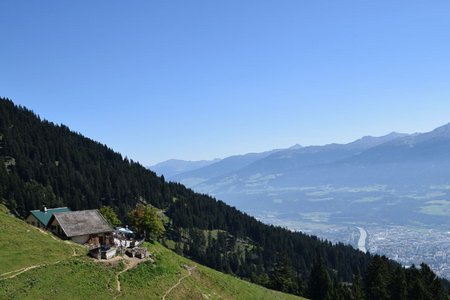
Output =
[{"x1": 29, "y1": 207, "x2": 72, "y2": 226}]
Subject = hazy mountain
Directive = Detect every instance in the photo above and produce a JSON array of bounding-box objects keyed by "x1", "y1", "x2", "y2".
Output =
[
  {"x1": 172, "y1": 127, "x2": 450, "y2": 228},
  {"x1": 170, "y1": 149, "x2": 282, "y2": 186},
  {"x1": 149, "y1": 158, "x2": 220, "y2": 177},
  {"x1": 347, "y1": 123, "x2": 450, "y2": 165},
  {"x1": 288, "y1": 143, "x2": 303, "y2": 150},
  {"x1": 192, "y1": 132, "x2": 409, "y2": 191},
  {"x1": 169, "y1": 135, "x2": 403, "y2": 187}
]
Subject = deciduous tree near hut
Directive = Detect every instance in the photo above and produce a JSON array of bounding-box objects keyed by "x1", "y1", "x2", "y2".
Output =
[{"x1": 128, "y1": 204, "x2": 165, "y2": 241}]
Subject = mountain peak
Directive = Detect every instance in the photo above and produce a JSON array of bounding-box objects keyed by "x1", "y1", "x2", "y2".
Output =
[
  {"x1": 150, "y1": 158, "x2": 220, "y2": 177},
  {"x1": 386, "y1": 131, "x2": 405, "y2": 137},
  {"x1": 288, "y1": 144, "x2": 303, "y2": 150},
  {"x1": 430, "y1": 122, "x2": 450, "y2": 134},
  {"x1": 348, "y1": 132, "x2": 408, "y2": 149}
]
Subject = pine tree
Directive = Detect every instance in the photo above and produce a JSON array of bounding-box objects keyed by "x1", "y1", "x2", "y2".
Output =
[
  {"x1": 334, "y1": 284, "x2": 352, "y2": 300},
  {"x1": 352, "y1": 273, "x2": 365, "y2": 300},
  {"x1": 419, "y1": 263, "x2": 447, "y2": 300},
  {"x1": 365, "y1": 255, "x2": 389, "y2": 300},
  {"x1": 308, "y1": 257, "x2": 333, "y2": 300},
  {"x1": 389, "y1": 267, "x2": 407, "y2": 300},
  {"x1": 270, "y1": 253, "x2": 299, "y2": 294}
]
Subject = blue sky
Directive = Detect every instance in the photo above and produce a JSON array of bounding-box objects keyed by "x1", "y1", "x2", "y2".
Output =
[{"x1": 1, "y1": 1, "x2": 450, "y2": 165}]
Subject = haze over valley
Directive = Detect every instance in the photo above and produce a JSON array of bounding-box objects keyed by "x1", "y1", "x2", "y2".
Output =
[{"x1": 153, "y1": 124, "x2": 450, "y2": 278}]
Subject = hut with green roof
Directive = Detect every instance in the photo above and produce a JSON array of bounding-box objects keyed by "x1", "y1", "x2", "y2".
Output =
[{"x1": 26, "y1": 206, "x2": 71, "y2": 228}]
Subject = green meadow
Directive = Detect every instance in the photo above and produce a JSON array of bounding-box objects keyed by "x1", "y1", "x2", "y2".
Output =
[{"x1": 0, "y1": 205, "x2": 304, "y2": 300}]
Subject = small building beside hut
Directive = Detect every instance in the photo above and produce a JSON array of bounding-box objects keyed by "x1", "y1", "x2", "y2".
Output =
[{"x1": 26, "y1": 206, "x2": 71, "y2": 228}]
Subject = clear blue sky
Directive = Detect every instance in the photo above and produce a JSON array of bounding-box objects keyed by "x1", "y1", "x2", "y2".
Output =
[{"x1": 1, "y1": 1, "x2": 450, "y2": 165}]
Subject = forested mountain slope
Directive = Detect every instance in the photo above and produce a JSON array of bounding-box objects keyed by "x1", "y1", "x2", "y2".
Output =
[{"x1": 0, "y1": 98, "x2": 448, "y2": 298}]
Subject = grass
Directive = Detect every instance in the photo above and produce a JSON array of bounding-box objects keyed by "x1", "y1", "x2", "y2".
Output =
[
  {"x1": 0, "y1": 204, "x2": 84, "y2": 274},
  {"x1": 0, "y1": 260, "x2": 117, "y2": 300},
  {"x1": 120, "y1": 242, "x2": 304, "y2": 300},
  {"x1": 0, "y1": 206, "x2": 306, "y2": 299}
]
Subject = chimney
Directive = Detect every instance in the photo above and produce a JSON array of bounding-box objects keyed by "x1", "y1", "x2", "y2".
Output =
[{"x1": 41, "y1": 205, "x2": 48, "y2": 213}]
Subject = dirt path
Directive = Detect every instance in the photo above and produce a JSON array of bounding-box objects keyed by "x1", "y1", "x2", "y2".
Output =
[
  {"x1": 0, "y1": 231, "x2": 81, "y2": 281},
  {"x1": 37, "y1": 228, "x2": 80, "y2": 256},
  {"x1": 36, "y1": 227, "x2": 58, "y2": 241},
  {"x1": 0, "y1": 265, "x2": 43, "y2": 280},
  {"x1": 0, "y1": 260, "x2": 63, "y2": 281},
  {"x1": 162, "y1": 265, "x2": 196, "y2": 300},
  {"x1": 0, "y1": 241, "x2": 81, "y2": 281},
  {"x1": 0, "y1": 264, "x2": 45, "y2": 280},
  {"x1": 63, "y1": 241, "x2": 79, "y2": 256},
  {"x1": 115, "y1": 256, "x2": 149, "y2": 293}
]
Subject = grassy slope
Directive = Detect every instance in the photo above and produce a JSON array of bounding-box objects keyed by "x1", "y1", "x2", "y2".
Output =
[
  {"x1": 0, "y1": 206, "x2": 305, "y2": 300},
  {"x1": 0, "y1": 204, "x2": 84, "y2": 274},
  {"x1": 120, "y1": 243, "x2": 303, "y2": 300}
]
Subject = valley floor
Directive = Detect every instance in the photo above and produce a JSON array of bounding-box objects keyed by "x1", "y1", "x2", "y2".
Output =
[{"x1": 258, "y1": 212, "x2": 450, "y2": 280}]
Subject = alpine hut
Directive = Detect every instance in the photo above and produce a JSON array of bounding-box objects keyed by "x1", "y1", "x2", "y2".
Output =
[
  {"x1": 48, "y1": 209, "x2": 114, "y2": 248},
  {"x1": 26, "y1": 206, "x2": 72, "y2": 228}
]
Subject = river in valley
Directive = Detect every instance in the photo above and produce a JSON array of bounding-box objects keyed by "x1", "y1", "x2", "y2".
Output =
[{"x1": 356, "y1": 226, "x2": 367, "y2": 253}]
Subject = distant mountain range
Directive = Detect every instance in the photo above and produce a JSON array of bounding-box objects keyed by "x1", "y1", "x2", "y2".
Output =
[
  {"x1": 154, "y1": 131, "x2": 410, "y2": 187},
  {"x1": 152, "y1": 125, "x2": 450, "y2": 227},
  {"x1": 150, "y1": 158, "x2": 220, "y2": 177},
  {"x1": 151, "y1": 146, "x2": 302, "y2": 180}
]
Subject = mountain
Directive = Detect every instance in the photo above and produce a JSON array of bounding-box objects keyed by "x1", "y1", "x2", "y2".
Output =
[
  {"x1": 346, "y1": 131, "x2": 409, "y2": 149},
  {"x1": 1, "y1": 98, "x2": 448, "y2": 298},
  {"x1": 149, "y1": 158, "x2": 220, "y2": 177},
  {"x1": 0, "y1": 205, "x2": 304, "y2": 300},
  {"x1": 174, "y1": 125, "x2": 450, "y2": 229},
  {"x1": 158, "y1": 145, "x2": 305, "y2": 186},
  {"x1": 170, "y1": 149, "x2": 282, "y2": 186},
  {"x1": 188, "y1": 132, "x2": 409, "y2": 194},
  {"x1": 346, "y1": 123, "x2": 450, "y2": 165}
]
